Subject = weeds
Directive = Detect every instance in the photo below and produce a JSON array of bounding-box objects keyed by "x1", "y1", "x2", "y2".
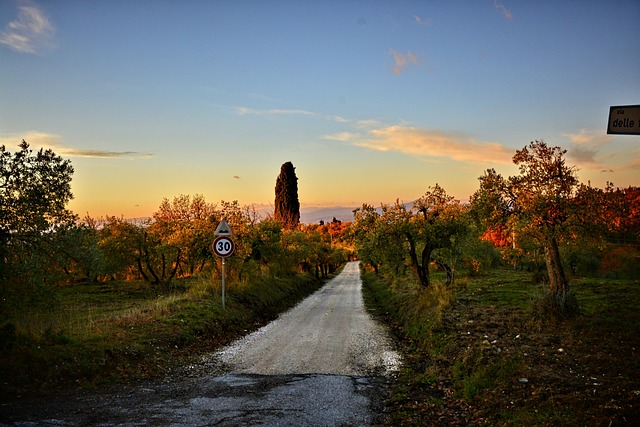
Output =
[
  {"x1": 530, "y1": 288, "x2": 580, "y2": 325},
  {"x1": 363, "y1": 266, "x2": 640, "y2": 426},
  {"x1": 0, "y1": 272, "x2": 323, "y2": 399}
]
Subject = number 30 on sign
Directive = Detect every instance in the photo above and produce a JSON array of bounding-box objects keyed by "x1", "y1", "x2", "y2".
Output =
[{"x1": 212, "y1": 236, "x2": 235, "y2": 258}]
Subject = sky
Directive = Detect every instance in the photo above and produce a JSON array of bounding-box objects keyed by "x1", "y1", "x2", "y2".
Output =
[{"x1": 1, "y1": 0, "x2": 639, "y2": 219}]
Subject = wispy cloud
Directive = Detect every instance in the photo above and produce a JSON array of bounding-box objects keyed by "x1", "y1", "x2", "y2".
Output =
[
  {"x1": 620, "y1": 152, "x2": 640, "y2": 171},
  {"x1": 0, "y1": 0, "x2": 56, "y2": 54},
  {"x1": 233, "y1": 106, "x2": 354, "y2": 126},
  {"x1": 389, "y1": 49, "x2": 420, "y2": 75},
  {"x1": 233, "y1": 106, "x2": 317, "y2": 117},
  {"x1": 322, "y1": 132, "x2": 363, "y2": 142},
  {"x1": 494, "y1": 1, "x2": 513, "y2": 20},
  {"x1": 234, "y1": 103, "x2": 512, "y2": 165},
  {"x1": 62, "y1": 149, "x2": 155, "y2": 159},
  {"x1": 353, "y1": 125, "x2": 513, "y2": 164},
  {"x1": 1, "y1": 131, "x2": 155, "y2": 159},
  {"x1": 563, "y1": 129, "x2": 640, "y2": 177},
  {"x1": 414, "y1": 15, "x2": 431, "y2": 27},
  {"x1": 563, "y1": 129, "x2": 612, "y2": 165}
]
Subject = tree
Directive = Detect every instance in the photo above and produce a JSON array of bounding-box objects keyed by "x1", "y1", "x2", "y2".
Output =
[
  {"x1": 1, "y1": 140, "x2": 76, "y2": 314},
  {"x1": 142, "y1": 194, "x2": 219, "y2": 284},
  {"x1": 274, "y1": 162, "x2": 300, "y2": 230},
  {"x1": 471, "y1": 140, "x2": 579, "y2": 313},
  {"x1": 49, "y1": 221, "x2": 106, "y2": 283},
  {"x1": 352, "y1": 185, "x2": 466, "y2": 287},
  {"x1": 406, "y1": 184, "x2": 466, "y2": 287},
  {"x1": 1, "y1": 140, "x2": 75, "y2": 239},
  {"x1": 351, "y1": 204, "x2": 385, "y2": 273},
  {"x1": 98, "y1": 216, "x2": 144, "y2": 280}
]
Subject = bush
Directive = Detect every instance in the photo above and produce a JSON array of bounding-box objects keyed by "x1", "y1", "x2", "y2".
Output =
[
  {"x1": 598, "y1": 246, "x2": 640, "y2": 279},
  {"x1": 361, "y1": 269, "x2": 454, "y2": 352},
  {"x1": 530, "y1": 288, "x2": 580, "y2": 323}
]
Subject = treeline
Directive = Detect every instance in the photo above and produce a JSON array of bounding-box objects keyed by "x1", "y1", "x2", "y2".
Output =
[
  {"x1": 0, "y1": 143, "x2": 350, "y2": 324},
  {"x1": 351, "y1": 141, "x2": 639, "y2": 316},
  {"x1": 2, "y1": 195, "x2": 351, "y2": 317},
  {"x1": 2, "y1": 140, "x2": 639, "y2": 323},
  {"x1": 56, "y1": 197, "x2": 349, "y2": 285}
]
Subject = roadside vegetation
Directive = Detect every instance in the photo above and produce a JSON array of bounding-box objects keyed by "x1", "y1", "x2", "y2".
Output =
[
  {"x1": 362, "y1": 270, "x2": 639, "y2": 426},
  {"x1": 1, "y1": 145, "x2": 350, "y2": 399},
  {"x1": 0, "y1": 272, "x2": 329, "y2": 399},
  {"x1": 352, "y1": 141, "x2": 639, "y2": 425}
]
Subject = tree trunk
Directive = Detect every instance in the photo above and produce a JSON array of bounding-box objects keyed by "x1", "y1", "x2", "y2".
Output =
[
  {"x1": 136, "y1": 257, "x2": 151, "y2": 283},
  {"x1": 543, "y1": 233, "x2": 569, "y2": 301},
  {"x1": 168, "y1": 248, "x2": 181, "y2": 281},
  {"x1": 406, "y1": 232, "x2": 430, "y2": 287},
  {"x1": 436, "y1": 260, "x2": 454, "y2": 285},
  {"x1": 139, "y1": 233, "x2": 161, "y2": 284}
]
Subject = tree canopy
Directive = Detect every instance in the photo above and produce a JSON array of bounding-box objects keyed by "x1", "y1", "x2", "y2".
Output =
[
  {"x1": 471, "y1": 140, "x2": 580, "y2": 313},
  {"x1": 1, "y1": 140, "x2": 76, "y2": 313},
  {"x1": 1, "y1": 140, "x2": 75, "y2": 238}
]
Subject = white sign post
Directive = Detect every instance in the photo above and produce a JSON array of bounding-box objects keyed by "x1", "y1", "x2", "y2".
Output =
[
  {"x1": 607, "y1": 105, "x2": 640, "y2": 135},
  {"x1": 212, "y1": 221, "x2": 235, "y2": 309}
]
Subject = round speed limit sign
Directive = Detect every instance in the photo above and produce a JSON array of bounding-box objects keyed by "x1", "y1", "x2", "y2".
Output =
[{"x1": 212, "y1": 236, "x2": 235, "y2": 258}]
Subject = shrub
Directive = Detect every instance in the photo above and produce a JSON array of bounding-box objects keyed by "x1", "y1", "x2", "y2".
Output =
[
  {"x1": 530, "y1": 288, "x2": 580, "y2": 323},
  {"x1": 599, "y1": 246, "x2": 640, "y2": 279}
]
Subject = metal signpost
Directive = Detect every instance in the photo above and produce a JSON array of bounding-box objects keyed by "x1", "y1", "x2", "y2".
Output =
[
  {"x1": 607, "y1": 105, "x2": 640, "y2": 135},
  {"x1": 212, "y1": 220, "x2": 235, "y2": 309}
]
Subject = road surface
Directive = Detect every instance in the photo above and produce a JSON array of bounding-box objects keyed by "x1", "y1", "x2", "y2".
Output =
[
  {"x1": 0, "y1": 261, "x2": 400, "y2": 426},
  {"x1": 217, "y1": 261, "x2": 400, "y2": 376}
]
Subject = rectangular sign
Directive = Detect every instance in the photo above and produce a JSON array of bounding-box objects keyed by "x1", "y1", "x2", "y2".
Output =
[{"x1": 607, "y1": 105, "x2": 640, "y2": 135}]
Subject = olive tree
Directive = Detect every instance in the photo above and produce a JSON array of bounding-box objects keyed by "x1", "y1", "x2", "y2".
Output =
[
  {"x1": 352, "y1": 185, "x2": 466, "y2": 287},
  {"x1": 405, "y1": 184, "x2": 467, "y2": 287},
  {"x1": 471, "y1": 140, "x2": 579, "y2": 313},
  {"x1": 1, "y1": 141, "x2": 76, "y2": 314}
]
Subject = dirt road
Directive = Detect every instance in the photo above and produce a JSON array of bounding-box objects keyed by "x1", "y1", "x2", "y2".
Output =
[
  {"x1": 217, "y1": 261, "x2": 400, "y2": 376},
  {"x1": 0, "y1": 261, "x2": 400, "y2": 426}
]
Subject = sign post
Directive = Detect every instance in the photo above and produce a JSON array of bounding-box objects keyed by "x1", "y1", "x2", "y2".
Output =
[
  {"x1": 607, "y1": 105, "x2": 640, "y2": 135},
  {"x1": 212, "y1": 221, "x2": 235, "y2": 309}
]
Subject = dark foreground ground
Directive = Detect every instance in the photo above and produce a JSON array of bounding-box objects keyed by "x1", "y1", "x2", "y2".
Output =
[{"x1": 370, "y1": 271, "x2": 640, "y2": 426}]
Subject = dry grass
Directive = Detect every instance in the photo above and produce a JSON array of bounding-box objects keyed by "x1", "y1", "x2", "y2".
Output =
[{"x1": 363, "y1": 268, "x2": 640, "y2": 426}]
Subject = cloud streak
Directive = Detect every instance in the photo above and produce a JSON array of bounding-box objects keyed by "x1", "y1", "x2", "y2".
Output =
[
  {"x1": 0, "y1": 0, "x2": 56, "y2": 54},
  {"x1": 493, "y1": 1, "x2": 513, "y2": 20},
  {"x1": 563, "y1": 129, "x2": 612, "y2": 165},
  {"x1": 389, "y1": 49, "x2": 419, "y2": 75},
  {"x1": 354, "y1": 125, "x2": 513, "y2": 164},
  {"x1": 233, "y1": 106, "x2": 354, "y2": 125},
  {"x1": 1, "y1": 131, "x2": 155, "y2": 159},
  {"x1": 322, "y1": 132, "x2": 363, "y2": 142},
  {"x1": 234, "y1": 106, "x2": 317, "y2": 117},
  {"x1": 235, "y1": 104, "x2": 512, "y2": 165},
  {"x1": 414, "y1": 15, "x2": 431, "y2": 27}
]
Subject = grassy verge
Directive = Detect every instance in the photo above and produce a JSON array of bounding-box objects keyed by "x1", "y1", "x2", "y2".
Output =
[
  {"x1": 362, "y1": 268, "x2": 640, "y2": 426},
  {"x1": 1, "y1": 272, "x2": 326, "y2": 400}
]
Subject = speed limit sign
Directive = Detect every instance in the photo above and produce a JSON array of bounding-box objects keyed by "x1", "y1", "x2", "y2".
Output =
[{"x1": 212, "y1": 236, "x2": 235, "y2": 258}]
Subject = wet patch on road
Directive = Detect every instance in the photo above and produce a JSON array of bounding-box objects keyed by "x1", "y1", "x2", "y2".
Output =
[{"x1": 1, "y1": 373, "x2": 388, "y2": 426}]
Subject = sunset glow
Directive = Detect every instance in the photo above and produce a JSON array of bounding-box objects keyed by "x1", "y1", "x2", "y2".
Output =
[{"x1": 2, "y1": 1, "x2": 639, "y2": 219}]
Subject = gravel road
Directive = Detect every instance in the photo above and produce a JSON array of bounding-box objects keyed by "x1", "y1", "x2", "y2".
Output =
[
  {"x1": 216, "y1": 261, "x2": 400, "y2": 376},
  {"x1": 0, "y1": 261, "x2": 400, "y2": 426}
]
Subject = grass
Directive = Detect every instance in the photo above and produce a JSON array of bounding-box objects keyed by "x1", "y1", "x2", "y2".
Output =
[
  {"x1": 0, "y1": 272, "x2": 326, "y2": 399},
  {"x1": 362, "y1": 267, "x2": 640, "y2": 426}
]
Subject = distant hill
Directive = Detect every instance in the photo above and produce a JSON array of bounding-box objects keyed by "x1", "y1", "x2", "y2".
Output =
[
  {"x1": 114, "y1": 204, "x2": 419, "y2": 227},
  {"x1": 300, "y1": 206, "x2": 357, "y2": 224},
  {"x1": 244, "y1": 204, "x2": 358, "y2": 224}
]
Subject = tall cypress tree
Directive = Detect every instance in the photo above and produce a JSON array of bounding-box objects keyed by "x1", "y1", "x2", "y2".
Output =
[{"x1": 274, "y1": 161, "x2": 300, "y2": 230}]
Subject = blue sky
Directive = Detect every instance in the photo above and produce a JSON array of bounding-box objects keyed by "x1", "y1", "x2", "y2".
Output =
[{"x1": 1, "y1": 0, "x2": 639, "y2": 218}]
